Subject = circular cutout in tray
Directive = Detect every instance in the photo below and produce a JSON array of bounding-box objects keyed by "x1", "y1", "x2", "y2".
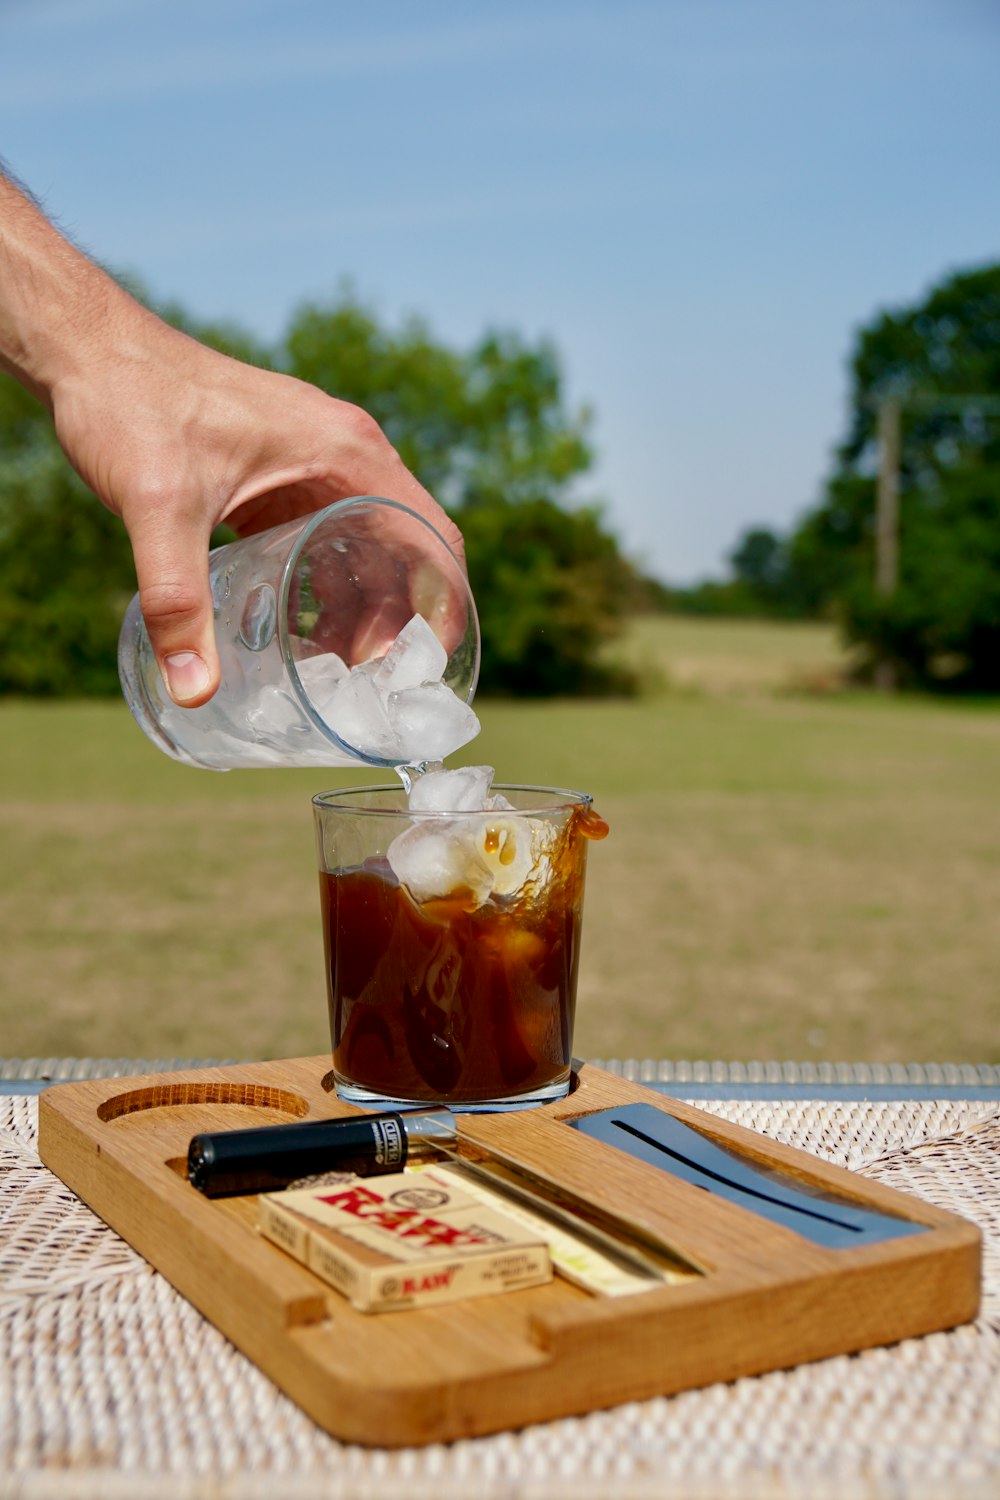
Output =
[{"x1": 97, "y1": 1080, "x2": 310, "y2": 1122}]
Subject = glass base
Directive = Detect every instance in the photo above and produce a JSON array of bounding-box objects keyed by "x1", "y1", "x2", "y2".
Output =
[{"x1": 333, "y1": 1075, "x2": 571, "y2": 1113}]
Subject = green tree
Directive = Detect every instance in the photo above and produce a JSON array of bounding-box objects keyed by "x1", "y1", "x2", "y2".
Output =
[
  {"x1": 0, "y1": 287, "x2": 637, "y2": 697},
  {"x1": 838, "y1": 263, "x2": 1000, "y2": 474},
  {"x1": 0, "y1": 283, "x2": 267, "y2": 697},
  {"x1": 730, "y1": 528, "x2": 785, "y2": 598},
  {"x1": 459, "y1": 497, "x2": 639, "y2": 696},
  {"x1": 0, "y1": 372, "x2": 137, "y2": 695},
  {"x1": 664, "y1": 525, "x2": 831, "y2": 620},
  {"x1": 283, "y1": 294, "x2": 593, "y2": 512},
  {"x1": 283, "y1": 291, "x2": 633, "y2": 694},
  {"x1": 788, "y1": 262, "x2": 1000, "y2": 687},
  {"x1": 843, "y1": 465, "x2": 1000, "y2": 690},
  {"x1": 726, "y1": 526, "x2": 820, "y2": 617}
]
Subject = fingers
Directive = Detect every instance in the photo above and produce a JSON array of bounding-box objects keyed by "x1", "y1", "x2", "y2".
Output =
[
  {"x1": 224, "y1": 386, "x2": 466, "y2": 569},
  {"x1": 319, "y1": 399, "x2": 467, "y2": 571},
  {"x1": 125, "y1": 500, "x2": 220, "y2": 706},
  {"x1": 115, "y1": 378, "x2": 467, "y2": 713},
  {"x1": 387, "y1": 469, "x2": 467, "y2": 570},
  {"x1": 340, "y1": 493, "x2": 472, "y2": 659}
]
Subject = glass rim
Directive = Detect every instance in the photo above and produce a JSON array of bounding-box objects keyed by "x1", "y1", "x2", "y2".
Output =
[{"x1": 312, "y1": 783, "x2": 593, "y2": 818}]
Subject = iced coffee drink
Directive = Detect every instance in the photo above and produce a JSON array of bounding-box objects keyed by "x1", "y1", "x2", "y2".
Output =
[{"x1": 314, "y1": 772, "x2": 608, "y2": 1110}]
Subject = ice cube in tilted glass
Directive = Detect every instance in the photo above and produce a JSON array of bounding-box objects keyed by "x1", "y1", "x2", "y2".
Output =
[
  {"x1": 373, "y1": 614, "x2": 448, "y2": 693},
  {"x1": 329, "y1": 670, "x2": 402, "y2": 761},
  {"x1": 293, "y1": 650, "x2": 350, "y2": 719},
  {"x1": 389, "y1": 682, "x2": 480, "y2": 764}
]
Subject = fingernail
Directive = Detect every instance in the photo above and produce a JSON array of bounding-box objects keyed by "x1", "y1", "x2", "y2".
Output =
[{"x1": 164, "y1": 652, "x2": 211, "y2": 704}]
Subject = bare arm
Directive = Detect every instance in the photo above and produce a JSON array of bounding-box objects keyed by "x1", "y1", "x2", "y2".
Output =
[{"x1": 0, "y1": 167, "x2": 464, "y2": 705}]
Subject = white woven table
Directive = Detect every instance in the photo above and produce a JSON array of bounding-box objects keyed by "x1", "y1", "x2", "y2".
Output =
[{"x1": 2, "y1": 1061, "x2": 999, "y2": 1500}]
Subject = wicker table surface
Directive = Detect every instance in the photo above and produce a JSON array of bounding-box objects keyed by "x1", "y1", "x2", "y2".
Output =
[{"x1": 2, "y1": 1060, "x2": 999, "y2": 1500}]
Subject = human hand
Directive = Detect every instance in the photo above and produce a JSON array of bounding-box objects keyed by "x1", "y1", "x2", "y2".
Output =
[
  {"x1": 0, "y1": 166, "x2": 465, "y2": 706},
  {"x1": 52, "y1": 305, "x2": 465, "y2": 705}
]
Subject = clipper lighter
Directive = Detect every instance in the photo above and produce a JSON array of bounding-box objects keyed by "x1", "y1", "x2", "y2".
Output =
[{"x1": 187, "y1": 1108, "x2": 456, "y2": 1197}]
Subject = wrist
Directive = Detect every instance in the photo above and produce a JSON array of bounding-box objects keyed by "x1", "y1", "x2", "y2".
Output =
[
  {"x1": 0, "y1": 171, "x2": 134, "y2": 405},
  {"x1": 46, "y1": 277, "x2": 163, "y2": 414}
]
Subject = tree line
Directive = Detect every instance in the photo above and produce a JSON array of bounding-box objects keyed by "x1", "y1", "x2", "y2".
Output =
[
  {"x1": 672, "y1": 263, "x2": 1000, "y2": 693},
  {"x1": 2, "y1": 262, "x2": 998, "y2": 698},
  {"x1": 0, "y1": 287, "x2": 646, "y2": 698}
]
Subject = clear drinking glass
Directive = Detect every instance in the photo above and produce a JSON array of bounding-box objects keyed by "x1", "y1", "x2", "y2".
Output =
[
  {"x1": 118, "y1": 497, "x2": 480, "y2": 770},
  {"x1": 313, "y1": 784, "x2": 608, "y2": 1111}
]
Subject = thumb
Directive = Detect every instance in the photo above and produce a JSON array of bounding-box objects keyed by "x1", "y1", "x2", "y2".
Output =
[{"x1": 127, "y1": 509, "x2": 220, "y2": 706}]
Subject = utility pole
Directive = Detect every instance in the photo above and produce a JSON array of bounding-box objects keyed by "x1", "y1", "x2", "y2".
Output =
[
  {"x1": 874, "y1": 397, "x2": 901, "y2": 692},
  {"x1": 870, "y1": 393, "x2": 1000, "y2": 692}
]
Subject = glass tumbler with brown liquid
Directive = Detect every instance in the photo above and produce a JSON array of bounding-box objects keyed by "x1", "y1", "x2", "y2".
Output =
[{"x1": 313, "y1": 785, "x2": 608, "y2": 1110}]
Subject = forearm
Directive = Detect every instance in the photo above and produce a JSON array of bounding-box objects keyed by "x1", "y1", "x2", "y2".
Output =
[
  {"x1": 0, "y1": 166, "x2": 133, "y2": 407},
  {"x1": 0, "y1": 163, "x2": 464, "y2": 707}
]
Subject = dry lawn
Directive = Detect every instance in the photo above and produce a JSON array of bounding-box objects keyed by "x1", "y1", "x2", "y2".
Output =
[
  {"x1": 606, "y1": 614, "x2": 855, "y2": 696},
  {"x1": 2, "y1": 619, "x2": 999, "y2": 1066}
]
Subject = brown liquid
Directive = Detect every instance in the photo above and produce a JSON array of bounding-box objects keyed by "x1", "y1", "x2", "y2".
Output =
[
  {"x1": 320, "y1": 806, "x2": 607, "y2": 1104},
  {"x1": 577, "y1": 806, "x2": 610, "y2": 842}
]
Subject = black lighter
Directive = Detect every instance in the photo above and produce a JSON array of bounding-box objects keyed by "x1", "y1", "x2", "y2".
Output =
[{"x1": 187, "y1": 1108, "x2": 456, "y2": 1197}]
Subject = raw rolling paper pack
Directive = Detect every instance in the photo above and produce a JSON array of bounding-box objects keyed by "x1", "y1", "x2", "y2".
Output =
[{"x1": 258, "y1": 1168, "x2": 552, "y2": 1312}]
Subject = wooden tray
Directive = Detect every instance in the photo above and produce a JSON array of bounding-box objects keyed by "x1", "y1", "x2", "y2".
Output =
[{"x1": 38, "y1": 1057, "x2": 981, "y2": 1448}]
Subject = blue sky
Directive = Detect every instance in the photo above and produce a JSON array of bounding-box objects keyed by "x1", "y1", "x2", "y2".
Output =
[{"x1": 1, "y1": 0, "x2": 998, "y2": 581}]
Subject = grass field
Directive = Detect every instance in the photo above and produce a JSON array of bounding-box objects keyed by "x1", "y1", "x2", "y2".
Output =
[
  {"x1": 606, "y1": 613, "x2": 857, "y2": 696},
  {"x1": 2, "y1": 617, "x2": 999, "y2": 1066}
]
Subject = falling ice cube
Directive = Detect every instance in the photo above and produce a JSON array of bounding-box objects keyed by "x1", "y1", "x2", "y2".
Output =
[{"x1": 408, "y1": 765, "x2": 495, "y2": 813}]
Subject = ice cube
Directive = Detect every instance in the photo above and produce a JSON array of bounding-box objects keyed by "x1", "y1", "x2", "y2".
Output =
[
  {"x1": 388, "y1": 811, "x2": 536, "y2": 904},
  {"x1": 389, "y1": 682, "x2": 481, "y2": 764},
  {"x1": 293, "y1": 650, "x2": 350, "y2": 717},
  {"x1": 294, "y1": 649, "x2": 350, "y2": 685},
  {"x1": 408, "y1": 765, "x2": 495, "y2": 814},
  {"x1": 248, "y1": 685, "x2": 313, "y2": 742},
  {"x1": 389, "y1": 754, "x2": 547, "y2": 904},
  {"x1": 387, "y1": 822, "x2": 495, "y2": 906},
  {"x1": 327, "y1": 671, "x2": 402, "y2": 761},
  {"x1": 373, "y1": 614, "x2": 448, "y2": 693},
  {"x1": 474, "y1": 814, "x2": 535, "y2": 897},
  {"x1": 171, "y1": 725, "x2": 252, "y2": 770}
]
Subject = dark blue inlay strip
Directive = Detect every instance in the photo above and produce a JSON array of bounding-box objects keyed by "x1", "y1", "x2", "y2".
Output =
[{"x1": 571, "y1": 1102, "x2": 925, "y2": 1248}]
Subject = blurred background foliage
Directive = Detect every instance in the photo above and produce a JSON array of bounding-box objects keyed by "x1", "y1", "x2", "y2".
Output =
[
  {"x1": 1, "y1": 263, "x2": 998, "y2": 698},
  {"x1": 672, "y1": 264, "x2": 1000, "y2": 692},
  {"x1": 0, "y1": 284, "x2": 644, "y2": 698}
]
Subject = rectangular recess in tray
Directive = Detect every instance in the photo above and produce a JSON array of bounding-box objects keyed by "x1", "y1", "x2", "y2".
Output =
[{"x1": 38, "y1": 1057, "x2": 981, "y2": 1448}]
